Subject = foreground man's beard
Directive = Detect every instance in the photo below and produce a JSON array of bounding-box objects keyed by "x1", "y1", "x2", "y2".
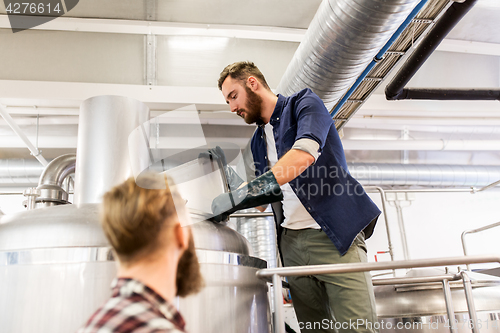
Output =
[
  {"x1": 241, "y1": 85, "x2": 264, "y2": 125},
  {"x1": 176, "y1": 231, "x2": 204, "y2": 297}
]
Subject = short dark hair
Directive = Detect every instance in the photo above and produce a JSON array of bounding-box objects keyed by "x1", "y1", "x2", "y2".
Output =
[{"x1": 218, "y1": 61, "x2": 270, "y2": 91}]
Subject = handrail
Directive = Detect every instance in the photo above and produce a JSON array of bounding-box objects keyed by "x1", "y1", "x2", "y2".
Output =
[
  {"x1": 230, "y1": 212, "x2": 274, "y2": 218},
  {"x1": 258, "y1": 255, "x2": 500, "y2": 333},
  {"x1": 257, "y1": 254, "x2": 500, "y2": 278},
  {"x1": 470, "y1": 179, "x2": 500, "y2": 193},
  {"x1": 461, "y1": 221, "x2": 500, "y2": 270},
  {"x1": 372, "y1": 274, "x2": 460, "y2": 286},
  {"x1": 364, "y1": 186, "x2": 395, "y2": 268}
]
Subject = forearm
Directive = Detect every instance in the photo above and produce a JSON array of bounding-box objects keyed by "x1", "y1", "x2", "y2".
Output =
[{"x1": 271, "y1": 149, "x2": 315, "y2": 185}]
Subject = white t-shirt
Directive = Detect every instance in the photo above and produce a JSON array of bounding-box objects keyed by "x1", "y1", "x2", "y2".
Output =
[{"x1": 264, "y1": 123, "x2": 321, "y2": 230}]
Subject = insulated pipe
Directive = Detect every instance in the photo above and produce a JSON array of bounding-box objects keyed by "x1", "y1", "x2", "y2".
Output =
[
  {"x1": 3, "y1": 160, "x2": 500, "y2": 188},
  {"x1": 349, "y1": 163, "x2": 500, "y2": 187},
  {"x1": 389, "y1": 88, "x2": 500, "y2": 101},
  {"x1": 342, "y1": 139, "x2": 500, "y2": 151},
  {"x1": 277, "y1": 0, "x2": 421, "y2": 109},
  {"x1": 385, "y1": 0, "x2": 478, "y2": 100},
  {"x1": 0, "y1": 159, "x2": 45, "y2": 184},
  {"x1": 0, "y1": 104, "x2": 48, "y2": 166}
]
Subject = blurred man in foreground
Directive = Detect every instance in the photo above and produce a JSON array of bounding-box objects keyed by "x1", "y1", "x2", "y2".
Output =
[{"x1": 78, "y1": 174, "x2": 204, "y2": 333}]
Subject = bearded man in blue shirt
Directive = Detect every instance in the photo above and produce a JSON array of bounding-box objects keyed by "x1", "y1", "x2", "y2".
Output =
[{"x1": 212, "y1": 61, "x2": 381, "y2": 333}]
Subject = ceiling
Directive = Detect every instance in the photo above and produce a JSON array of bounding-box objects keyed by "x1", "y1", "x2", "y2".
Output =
[{"x1": 0, "y1": 0, "x2": 499, "y2": 167}]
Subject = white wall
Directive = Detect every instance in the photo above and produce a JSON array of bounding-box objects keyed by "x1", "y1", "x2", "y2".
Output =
[{"x1": 365, "y1": 189, "x2": 500, "y2": 273}]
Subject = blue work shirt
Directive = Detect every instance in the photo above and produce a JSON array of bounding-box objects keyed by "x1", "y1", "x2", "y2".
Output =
[{"x1": 250, "y1": 88, "x2": 380, "y2": 255}]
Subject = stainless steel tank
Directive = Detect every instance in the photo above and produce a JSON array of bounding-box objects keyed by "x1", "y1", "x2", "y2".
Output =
[
  {"x1": 0, "y1": 205, "x2": 270, "y2": 333},
  {"x1": 0, "y1": 95, "x2": 270, "y2": 333},
  {"x1": 374, "y1": 269, "x2": 500, "y2": 333}
]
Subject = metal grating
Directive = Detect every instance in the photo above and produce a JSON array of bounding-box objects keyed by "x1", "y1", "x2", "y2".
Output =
[{"x1": 332, "y1": 0, "x2": 453, "y2": 130}]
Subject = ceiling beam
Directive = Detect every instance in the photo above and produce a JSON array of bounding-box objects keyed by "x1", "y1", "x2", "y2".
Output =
[
  {"x1": 437, "y1": 39, "x2": 500, "y2": 56},
  {"x1": 2, "y1": 15, "x2": 499, "y2": 56},
  {"x1": 0, "y1": 80, "x2": 227, "y2": 108},
  {"x1": 0, "y1": 14, "x2": 305, "y2": 42}
]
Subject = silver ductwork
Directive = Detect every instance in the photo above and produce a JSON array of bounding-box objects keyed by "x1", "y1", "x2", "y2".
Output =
[
  {"x1": 277, "y1": 0, "x2": 420, "y2": 110},
  {"x1": 3, "y1": 160, "x2": 500, "y2": 188},
  {"x1": 0, "y1": 159, "x2": 45, "y2": 185},
  {"x1": 349, "y1": 163, "x2": 500, "y2": 187}
]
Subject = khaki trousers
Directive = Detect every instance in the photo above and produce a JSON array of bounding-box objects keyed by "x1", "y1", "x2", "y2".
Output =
[{"x1": 281, "y1": 228, "x2": 379, "y2": 333}]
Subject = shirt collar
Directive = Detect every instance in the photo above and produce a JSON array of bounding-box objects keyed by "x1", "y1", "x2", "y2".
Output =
[
  {"x1": 111, "y1": 278, "x2": 186, "y2": 330},
  {"x1": 269, "y1": 94, "x2": 285, "y2": 126}
]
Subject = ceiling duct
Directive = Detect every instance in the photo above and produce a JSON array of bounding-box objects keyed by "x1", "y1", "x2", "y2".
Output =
[
  {"x1": 276, "y1": 0, "x2": 422, "y2": 109},
  {"x1": 349, "y1": 163, "x2": 500, "y2": 187},
  {"x1": 3, "y1": 159, "x2": 500, "y2": 188},
  {"x1": 0, "y1": 159, "x2": 45, "y2": 185}
]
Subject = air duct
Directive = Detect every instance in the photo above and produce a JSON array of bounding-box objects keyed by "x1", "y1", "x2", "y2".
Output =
[
  {"x1": 349, "y1": 163, "x2": 500, "y2": 187},
  {"x1": 3, "y1": 159, "x2": 499, "y2": 188},
  {"x1": 277, "y1": 0, "x2": 421, "y2": 109},
  {"x1": 0, "y1": 159, "x2": 44, "y2": 185}
]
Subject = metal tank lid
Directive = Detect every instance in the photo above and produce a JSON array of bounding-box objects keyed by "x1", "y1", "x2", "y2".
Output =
[
  {"x1": 0, "y1": 204, "x2": 107, "y2": 251},
  {"x1": 186, "y1": 209, "x2": 253, "y2": 256},
  {"x1": 0, "y1": 204, "x2": 253, "y2": 257}
]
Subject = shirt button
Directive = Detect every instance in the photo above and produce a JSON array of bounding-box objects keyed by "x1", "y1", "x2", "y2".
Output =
[
  {"x1": 307, "y1": 207, "x2": 312, "y2": 211},
  {"x1": 264, "y1": 156, "x2": 267, "y2": 159},
  {"x1": 277, "y1": 117, "x2": 280, "y2": 120}
]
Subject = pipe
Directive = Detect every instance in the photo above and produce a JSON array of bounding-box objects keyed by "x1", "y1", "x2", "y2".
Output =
[
  {"x1": 35, "y1": 154, "x2": 76, "y2": 208},
  {"x1": 331, "y1": 0, "x2": 430, "y2": 116},
  {"x1": 394, "y1": 201, "x2": 411, "y2": 260},
  {"x1": 364, "y1": 186, "x2": 395, "y2": 269},
  {"x1": 390, "y1": 88, "x2": 500, "y2": 101},
  {"x1": 461, "y1": 221, "x2": 500, "y2": 270},
  {"x1": 385, "y1": 0, "x2": 478, "y2": 100},
  {"x1": 74, "y1": 96, "x2": 150, "y2": 205},
  {"x1": 38, "y1": 154, "x2": 76, "y2": 188},
  {"x1": 277, "y1": 0, "x2": 421, "y2": 109},
  {"x1": 0, "y1": 104, "x2": 48, "y2": 166},
  {"x1": 471, "y1": 179, "x2": 500, "y2": 193}
]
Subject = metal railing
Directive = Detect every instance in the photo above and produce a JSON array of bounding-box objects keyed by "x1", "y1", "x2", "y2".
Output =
[
  {"x1": 462, "y1": 221, "x2": 500, "y2": 271},
  {"x1": 257, "y1": 254, "x2": 500, "y2": 333}
]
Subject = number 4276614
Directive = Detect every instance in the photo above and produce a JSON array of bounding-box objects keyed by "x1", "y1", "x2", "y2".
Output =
[{"x1": 5, "y1": 3, "x2": 62, "y2": 14}]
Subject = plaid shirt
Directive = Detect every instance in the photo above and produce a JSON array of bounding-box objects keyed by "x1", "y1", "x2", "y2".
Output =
[{"x1": 78, "y1": 278, "x2": 186, "y2": 333}]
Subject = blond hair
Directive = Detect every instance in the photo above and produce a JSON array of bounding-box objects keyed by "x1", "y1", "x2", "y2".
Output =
[{"x1": 101, "y1": 174, "x2": 184, "y2": 265}]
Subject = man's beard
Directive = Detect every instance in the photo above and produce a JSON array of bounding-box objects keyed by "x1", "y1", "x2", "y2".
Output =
[
  {"x1": 239, "y1": 85, "x2": 264, "y2": 125},
  {"x1": 176, "y1": 230, "x2": 205, "y2": 297}
]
